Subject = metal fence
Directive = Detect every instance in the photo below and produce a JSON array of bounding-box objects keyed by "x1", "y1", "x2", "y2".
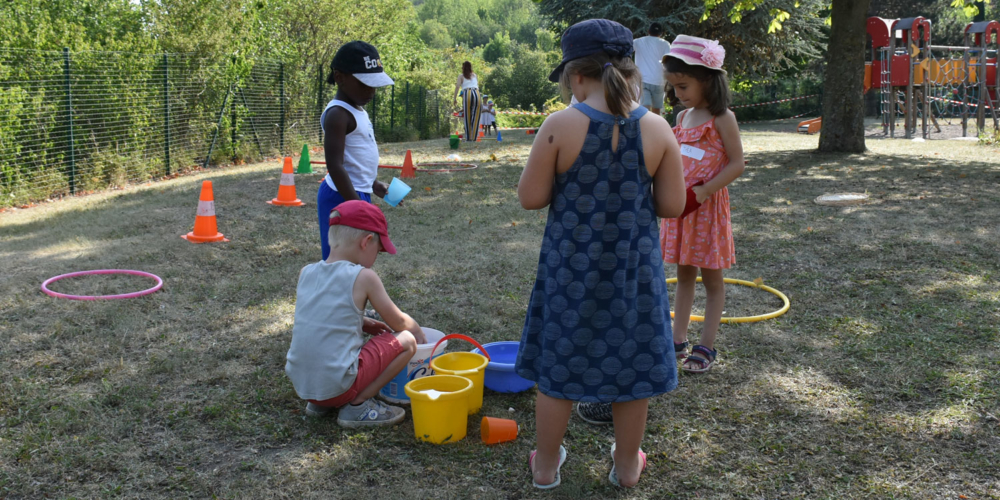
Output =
[{"x1": 0, "y1": 48, "x2": 447, "y2": 208}]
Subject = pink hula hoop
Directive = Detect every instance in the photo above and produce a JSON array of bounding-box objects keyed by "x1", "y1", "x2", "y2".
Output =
[{"x1": 41, "y1": 269, "x2": 163, "y2": 301}]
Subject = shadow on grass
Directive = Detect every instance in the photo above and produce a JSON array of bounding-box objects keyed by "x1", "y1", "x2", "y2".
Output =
[{"x1": 2, "y1": 138, "x2": 998, "y2": 498}]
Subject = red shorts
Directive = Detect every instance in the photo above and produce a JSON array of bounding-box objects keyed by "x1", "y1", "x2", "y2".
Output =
[{"x1": 309, "y1": 332, "x2": 405, "y2": 408}]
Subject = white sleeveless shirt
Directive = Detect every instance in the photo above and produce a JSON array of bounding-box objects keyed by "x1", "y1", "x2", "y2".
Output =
[
  {"x1": 321, "y1": 99, "x2": 378, "y2": 194},
  {"x1": 285, "y1": 260, "x2": 366, "y2": 400},
  {"x1": 460, "y1": 74, "x2": 479, "y2": 90}
]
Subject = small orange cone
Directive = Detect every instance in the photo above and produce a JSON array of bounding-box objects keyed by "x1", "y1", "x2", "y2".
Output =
[
  {"x1": 401, "y1": 150, "x2": 416, "y2": 179},
  {"x1": 267, "y1": 157, "x2": 305, "y2": 206},
  {"x1": 182, "y1": 180, "x2": 228, "y2": 243}
]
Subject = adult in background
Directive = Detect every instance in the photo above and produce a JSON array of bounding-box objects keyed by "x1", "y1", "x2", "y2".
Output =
[
  {"x1": 633, "y1": 22, "x2": 672, "y2": 116},
  {"x1": 453, "y1": 61, "x2": 482, "y2": 141}
]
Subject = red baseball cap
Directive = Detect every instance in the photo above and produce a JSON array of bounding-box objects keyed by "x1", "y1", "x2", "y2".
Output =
[{"x1": 329, "y1": 200, "x2": 397, "y2": 254}]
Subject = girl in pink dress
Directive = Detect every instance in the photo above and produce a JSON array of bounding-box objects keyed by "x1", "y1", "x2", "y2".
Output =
[{"x1": 660, "y1": 36, "x2": 745, "y2": 373}]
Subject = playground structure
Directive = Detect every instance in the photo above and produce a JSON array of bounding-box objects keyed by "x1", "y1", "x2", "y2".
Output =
[{"x1": 865, "y1": 15, "x2": 999, "y2": 139}]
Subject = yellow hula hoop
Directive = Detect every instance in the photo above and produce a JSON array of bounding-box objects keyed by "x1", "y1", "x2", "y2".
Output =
[{"x1": 665, "y1": 277, "x2": 790, "y2": 323}]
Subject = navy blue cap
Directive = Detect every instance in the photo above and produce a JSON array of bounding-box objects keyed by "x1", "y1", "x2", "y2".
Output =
[{"x1": 549, "y1": 19, "x2": 635, "y2": 83}]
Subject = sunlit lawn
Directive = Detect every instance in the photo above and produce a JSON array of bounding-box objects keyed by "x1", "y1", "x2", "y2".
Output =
[{"x1": 1, "y1": 126, "x2": 998, "y2": 498}]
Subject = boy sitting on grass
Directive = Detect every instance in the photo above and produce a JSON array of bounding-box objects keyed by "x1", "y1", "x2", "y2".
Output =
[{"x1": 286, "y1": 200, "x2": 426, "y2": 427}]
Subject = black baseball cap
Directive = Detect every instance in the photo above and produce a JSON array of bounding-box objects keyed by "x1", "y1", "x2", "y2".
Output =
[
  {"x1": 330, "y1": 41, "x2": 394, "y2": 88},
  {"x1": 549, "y1": 19, "x2": 635, "y2": 82}
]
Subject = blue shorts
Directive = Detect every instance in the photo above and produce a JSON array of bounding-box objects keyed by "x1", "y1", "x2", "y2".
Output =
[
  {"x1": 641, "y1": 82, "x2": 665, "y2": 110},
  {"x1": 317, "y1": 181, "x2": 372, "y2": 260}
]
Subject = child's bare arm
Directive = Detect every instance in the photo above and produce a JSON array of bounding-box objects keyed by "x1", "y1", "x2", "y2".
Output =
[
  {"x1": 356, "y1": 268, "x2": 426, "y2": 343},
  {"x1": 518, "y1": 112, "x2": 565, "y2": 210},
  {"x1": 695, "y1": 110, "x2": 745, "y2": 202},
  {"x1": 323, "y1": 107, "x2": 361, "y2": 201},
  {"x1": 653, "y1": 128, "x2": 685, "y2": 218}
]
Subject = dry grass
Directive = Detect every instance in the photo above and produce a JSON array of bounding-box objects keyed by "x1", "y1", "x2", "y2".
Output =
[{"x1": 1, "y1": 127, "x2": 999, "y2": 499}]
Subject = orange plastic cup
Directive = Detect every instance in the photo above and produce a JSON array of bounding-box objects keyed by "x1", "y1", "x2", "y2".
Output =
[{"x1": 481, "y1": 416, "x2": 518, "y2": 445}]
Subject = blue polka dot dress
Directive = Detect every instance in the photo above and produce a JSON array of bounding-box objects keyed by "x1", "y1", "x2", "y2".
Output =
[{"x1": 515, "y1": 103, "x2": 678, "y2": 403}]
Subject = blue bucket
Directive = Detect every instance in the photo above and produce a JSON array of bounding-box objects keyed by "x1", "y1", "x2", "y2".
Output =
[{"x1": 470, "y1": 341, "x2": 535, "y2": 393}]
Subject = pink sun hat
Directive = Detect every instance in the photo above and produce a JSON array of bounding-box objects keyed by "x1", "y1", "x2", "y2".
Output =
[{"x1": 664, "y1": 35, "x2": 727, "y2": 75}]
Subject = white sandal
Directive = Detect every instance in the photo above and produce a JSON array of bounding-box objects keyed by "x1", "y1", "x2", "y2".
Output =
[
  {"x1": 609, "y1": 442, "x2": 647, "y2": 488},
  {"x1": 528, "y1": 445, "x2": 567, "y2": 490}
]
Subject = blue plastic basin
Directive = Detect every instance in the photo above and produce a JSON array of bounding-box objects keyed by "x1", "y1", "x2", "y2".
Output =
[{"x1": 471, "y1": 341, "x2": 535, "y2": 393}]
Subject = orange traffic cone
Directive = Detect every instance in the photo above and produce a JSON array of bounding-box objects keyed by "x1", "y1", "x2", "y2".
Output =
[
  {"x1": 182, "y1": 180, "x2": 228, "y2": 243},
  {"x1": 267, "y1": 157, "x2": 305, "y2": 206},
  {"x1": 478, "y1": 126, "x2": 484, "y2": 141},
  {"x1": 401, "y1": 150, "x2": 416, "y2": 179}
]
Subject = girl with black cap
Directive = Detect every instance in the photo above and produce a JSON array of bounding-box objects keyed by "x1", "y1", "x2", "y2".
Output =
[
  {"x1": 514, "y1": 19, "x2": 686, "y2": 490},
  {"x1": 317, "y1": 41, "x2": 395, "y2": 261}
]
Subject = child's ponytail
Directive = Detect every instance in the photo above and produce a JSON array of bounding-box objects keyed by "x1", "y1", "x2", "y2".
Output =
[
  {"x1": 561, "y1": 53, "x2": 640, "y2": 118},
  {"x1": 601, "y1": 59, "x2": 640, "y2": 118}
]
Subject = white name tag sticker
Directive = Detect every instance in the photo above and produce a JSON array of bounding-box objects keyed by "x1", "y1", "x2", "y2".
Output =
[{"x1": 681, "y1": 145, "x2": 706, "y2": 160}]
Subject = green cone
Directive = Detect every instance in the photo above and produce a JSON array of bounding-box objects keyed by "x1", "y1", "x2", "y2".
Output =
[{"x1": 297, "y1": 144, "x2": 313, "y2": 174}]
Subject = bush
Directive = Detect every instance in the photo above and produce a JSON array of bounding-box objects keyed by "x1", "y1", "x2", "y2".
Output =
[
  {"x1": 483, "y1": 32, "x2": 513, "y2": 64},
  {"x1": 979, "y1": 128, "x2": 1000, "y2": 146},
  {"x1": 482, "y1": 43, "x2": 558, "y2": 112}
]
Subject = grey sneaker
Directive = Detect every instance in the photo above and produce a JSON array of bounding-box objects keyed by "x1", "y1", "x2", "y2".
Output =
[
  {"x1": 305, "y1": 402, "x2": 334, "y2": 417},
  {"x1": 577, "y1": 402, "x2": 613, "y2": 425},
  {"x1": 337, "y1": 398, "x2": 405, "y2": 428},
  {"x1": 363, "y1": 309, "x2": 382, "y2": 321}
]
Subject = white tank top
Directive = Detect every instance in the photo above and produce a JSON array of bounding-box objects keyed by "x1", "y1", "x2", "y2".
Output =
[
  {"x1": 285, "y1": 260, "x2": 366, "y2": 400},
  {"x1": 460, "y1": 74, "x2": 479, "y2": 90},
  {"x1": 321, "y1": 99, "x2": 378, "y2": 194}
]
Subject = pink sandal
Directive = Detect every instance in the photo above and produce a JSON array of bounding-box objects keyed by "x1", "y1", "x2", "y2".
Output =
[
  {"x1": 674, "y1": 340, "x2": 690, "y2": 361},
  {"x1": 608, "y1": 442, "x2": 647, "y2": 487},
  {"x1": 682, "y1": 345, "x2": 717, "y2": 374},
  {"x1": 528, "y1": 445, "x2": 567, "y2": 490}
]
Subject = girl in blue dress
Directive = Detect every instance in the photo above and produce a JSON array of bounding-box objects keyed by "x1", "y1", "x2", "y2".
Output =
[{"x1": 515, "y1": 19, "x2": 686, "y2": 490}]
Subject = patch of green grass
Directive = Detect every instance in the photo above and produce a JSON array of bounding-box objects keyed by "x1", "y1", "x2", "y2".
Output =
[{"x1": 1, "y1": 133, "x2": 999, "y2": 498}]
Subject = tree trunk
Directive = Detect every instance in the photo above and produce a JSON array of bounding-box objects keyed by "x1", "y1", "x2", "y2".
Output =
[{"x1": 818, "y1": 0, "x2": 871, "y2": 153}]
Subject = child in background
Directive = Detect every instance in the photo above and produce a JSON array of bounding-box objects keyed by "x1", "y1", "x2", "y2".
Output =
[
  {"x1": 286, "y1": 201, "x2": 427, "y2": 427},
  {"x1": 318, "y1": 41, "x2": 396, "y2": 261},
  {"x1": 661, "y1": 36, "x2": 745, "y2": 373},
  {"x1": 482, "y1": 99, "x2": 497, "y2": 136},
  {"x1": 515, "y1": 19, "x2": 685, "y2": 489}
]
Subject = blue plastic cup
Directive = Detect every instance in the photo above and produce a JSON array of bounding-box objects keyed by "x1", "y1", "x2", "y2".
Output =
[{"x1": 384, "y1": 177, "x2": 411, "y2": 207}]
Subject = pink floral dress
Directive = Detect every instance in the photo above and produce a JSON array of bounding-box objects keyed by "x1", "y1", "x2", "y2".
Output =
[{"x1": 660, "y1": 113, "x2": 734, "y2": 269}]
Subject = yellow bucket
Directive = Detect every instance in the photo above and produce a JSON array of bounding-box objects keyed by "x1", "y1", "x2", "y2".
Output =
[
  {"x1": 429, "y1": 334, "x2": 490, "y2": 415},
  {"x1": 404, "y1": 375, "x2": 472, "y2": 444}
]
